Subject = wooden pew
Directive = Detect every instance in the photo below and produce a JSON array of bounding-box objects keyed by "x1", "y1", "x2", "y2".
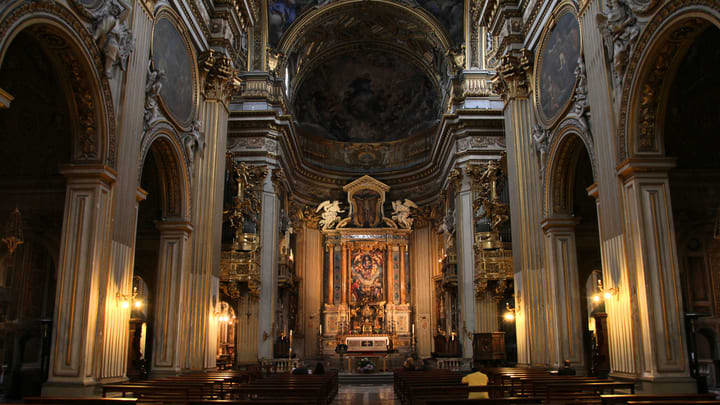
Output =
[{"x1": 601, "y1": 394, "x2": 718, "y2": 405}]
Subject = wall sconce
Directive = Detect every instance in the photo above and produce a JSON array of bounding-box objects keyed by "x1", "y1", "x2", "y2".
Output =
[
  {"x1": 2, "y1": 207, "x2": 24, "y2": 256},
  {"x1": 117, "y1": 287, "x2": 143, "y2": 309},
  {"x1": 215, "y1": 313, "x2": 235, "y2": 324},
  {"x1": 503, "y1": 302, "x2": 515, "y2": 322},
  {"x1": 592, "y1": 279, "x2": 617, "y2": 303}
]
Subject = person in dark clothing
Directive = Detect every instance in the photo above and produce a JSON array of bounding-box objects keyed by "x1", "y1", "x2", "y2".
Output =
[
  {"x1": 291, "y1": 363, "x2": 310, "y2": 374},
  {"x1": 558, "y1": 359, "x2": 576, "y2": 375},
  {"x1": 313, "y1": 362, "x2": 325, "y2": 375}
]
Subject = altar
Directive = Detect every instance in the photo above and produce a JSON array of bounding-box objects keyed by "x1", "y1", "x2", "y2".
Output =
[{"x1": 316, "y1": 176, "x2": 417, "y2": 360}]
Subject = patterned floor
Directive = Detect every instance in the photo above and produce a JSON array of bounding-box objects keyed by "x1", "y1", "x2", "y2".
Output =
[{"x1": 332, "y1": 383, "x2": 399, "y2": 405}]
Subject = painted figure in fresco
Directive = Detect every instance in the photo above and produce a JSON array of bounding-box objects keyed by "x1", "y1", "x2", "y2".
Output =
[
  {"x1": 269, "y1": 0, "x2": 298, "y2": 46},
  {"x1": 351, "y1": 253, "x2": 383, "y2": 303}
]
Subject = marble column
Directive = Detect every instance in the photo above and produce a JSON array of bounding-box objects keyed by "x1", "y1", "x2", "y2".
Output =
[
  {"x1": 257, "y1": 172, "x2": 279, "y2": 359},
  {"x1": 387, "y1": 246, "x2": 395, "y2": 304},
  {"x1": 618, "y1": 158, "x2": 694, "y2": 392},
  {"x1": 541, "y1": 216, "x2": 585, "y2": 370},
  {"x1": 400, "y1": 245, "x2": 407, "y2": 304},
  {"x1": 43, "y1": 164, "x2": 116, "y2": 395},
  {"x1": 185, "y1": 52, "x2": 234, "y2": 370},
  {"x1": 152, "y1": 219, "x2": 193, "y2": 375},
  {"x1": 327, "y1": 243, "x2": 334, "y2": 306},
  {"x1": 455, "y1": 172, "x2": 476, "y2": 357},
  {"x1": 341, "y1": 244, "x2": 348, "y2": 304}
]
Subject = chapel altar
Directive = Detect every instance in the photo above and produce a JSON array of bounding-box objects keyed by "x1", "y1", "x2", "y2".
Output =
[{"x1": 317, "y1": 176, "x2": 417, "y2": 358}]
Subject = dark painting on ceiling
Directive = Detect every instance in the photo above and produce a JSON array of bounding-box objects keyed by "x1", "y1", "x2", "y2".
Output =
[
  {"x1": 268, "y1": 0, "x2": 463, "y2": 47},
  {"x1": 537, "y1": 11, "x2": 581, "y2": 124},
  {"x1": 152, "y1": 17, "x2": 194, "y2": 126},
  {"x1": 294, "y1": 50, "x2": 440, "y2": 143}
]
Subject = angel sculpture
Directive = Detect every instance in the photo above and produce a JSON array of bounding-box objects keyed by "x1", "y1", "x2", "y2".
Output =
[
  {"x1": 391, "y1": 199, "x2": 419, "y2": 229},
  {"x1": 596, "y1": 0, "x2": 639, "y2": 85},
  {"x1": 316, "y1": 200, "x2": 344, "y2": 230}
]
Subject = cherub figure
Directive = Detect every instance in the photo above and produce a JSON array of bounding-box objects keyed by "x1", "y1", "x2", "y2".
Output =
[
  {"x1": 391, "y1": 199, "x2": 419, "y2": 229},
  {"x1": 316, "y1": 200, "x2": 344, "y2": 230}
]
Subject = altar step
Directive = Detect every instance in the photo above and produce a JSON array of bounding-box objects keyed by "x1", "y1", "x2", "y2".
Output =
[{"x1": 338, "y1": 372, "x2": 394, "y2": 385}]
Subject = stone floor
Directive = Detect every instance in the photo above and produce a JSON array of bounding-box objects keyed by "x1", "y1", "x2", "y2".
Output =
[{"x1": 332, "y1": 383, "x2": 399, "y2": 405}]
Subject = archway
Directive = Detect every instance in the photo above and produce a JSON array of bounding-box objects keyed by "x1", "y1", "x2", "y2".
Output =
[
  {"x1": 660, "y1": 25, "x2": 720, "y2": 390},
  {"x1": 133, "y1": 134, "x2": 192, "y2": 376},
  {"x1": 543, "y1": 129, "x2": 602, "y2": 375},
  {"x1": 0, "y1": 29, "x2": 76, "y2": 397}
]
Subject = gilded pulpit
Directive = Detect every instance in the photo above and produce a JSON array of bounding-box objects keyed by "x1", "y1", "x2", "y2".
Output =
[{"x1": 318, "y1": 176, "x2": 417, "y2": 357}]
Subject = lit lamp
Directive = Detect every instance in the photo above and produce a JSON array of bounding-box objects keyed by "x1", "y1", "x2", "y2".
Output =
[
  {"x1": 503, "y1": 302, "x2": 515, "y2": 322},
  {"x1": 592, "y1": 279, "x2": 617, "y2": 303},
  {"x1": 2, "y1": 208, "x2": 24, "y2": 256},
  {"x1": 117, "y1": 287, "x2": 143, "y2": 309}
]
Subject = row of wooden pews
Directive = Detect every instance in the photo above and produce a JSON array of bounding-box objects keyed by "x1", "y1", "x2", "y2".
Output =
[
  {"x1": 394, "y1": 366, "x2": 720, "y2": 405},
  {"x1": 24, "y1": 369, "x2": 337, "y2": 405}
]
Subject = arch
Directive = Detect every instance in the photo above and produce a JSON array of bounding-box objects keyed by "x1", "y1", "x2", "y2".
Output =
[
  {"x1": 0, "y1": 2, "x2": 118, "y2": 168},
  {"x1": 138, "y1": 128, "x2": 192, "y2": 221},
  {"x1": 544, "y1": 121, "x2": 596, "y2": 217},
  {"x1": 616, "y1": 1, "x2": 720, "y2": 162}
]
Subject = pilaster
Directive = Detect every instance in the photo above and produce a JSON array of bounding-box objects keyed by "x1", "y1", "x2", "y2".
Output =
[
  {"x1": 618, "y1": 158, "x2": 695, "y2": 392},
  {"x1": 43, "y1": 164, "x2": 116, "y2": 394},
  {"x1": 257, "y1": 172, "x2": 279, "y2": 359},
  {"x1": 152, "y1": 219, "x2": 193, "y2": 375},
  {"x1": 455, "y1": 171, "x2": 476, "y2": 357},
  {"x1": 541, "y1": 216, "x2": 585, "y2": 371},
  {"x1": 184, "y1": 51, "x2": 236, "y2": 370}
]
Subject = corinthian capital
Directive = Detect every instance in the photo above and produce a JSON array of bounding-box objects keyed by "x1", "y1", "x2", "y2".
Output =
[
  {"x1": 199, "y1": 49, "x2": 239, "y2": 103},
  {"x1": 493, "y1": 48, "x2": 532, "y2": 101}
]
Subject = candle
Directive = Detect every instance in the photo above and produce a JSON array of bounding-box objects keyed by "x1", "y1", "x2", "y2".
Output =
[
  {"x1": 320, "y1": 324, "x2": 323, "y2": 335},
  {"x1": 290, "y1": 329, "x2": 293, "y2": 338},
  {"x1": 411, "y1": 323, "x2": 415, "y2": 335}
]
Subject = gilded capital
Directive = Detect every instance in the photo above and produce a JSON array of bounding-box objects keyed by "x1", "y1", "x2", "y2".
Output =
[
  {"x1": 199, "y1": 49, "x2": 239, "y2": 103},
  {"x1": 494, "y1": 48, "x2": 533, "y2": 101}
]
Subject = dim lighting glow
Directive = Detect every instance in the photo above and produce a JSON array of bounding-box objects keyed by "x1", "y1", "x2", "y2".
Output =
[
  {"x1": 592, "y1": 294, "x2": 601, "y2": 303},
  {"x1": 121, "y1": 300, "x2": 130, "y2": 309},
  {"x1": 134, "y1": 299, "x2": 143, "y2": 309},
  {"x1": 604, "y1": 291, "x2": 613, "y2": 300},
  {"x1": 503, "y1": 311, "x2": 515, "y2": 321}
]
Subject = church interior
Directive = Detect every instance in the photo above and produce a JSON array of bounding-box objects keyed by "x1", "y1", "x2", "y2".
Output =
[{"x1": 0, "y1": 0, "x2": 719, "y2": 403}]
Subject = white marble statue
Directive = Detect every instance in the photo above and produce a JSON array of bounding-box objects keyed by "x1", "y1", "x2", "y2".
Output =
[
  {"x1": 391, "y1": 199, "x2": 418, "y2": 229},
  {"x1": 316, "y1": 200, "x2": 344, "y2": 230}
]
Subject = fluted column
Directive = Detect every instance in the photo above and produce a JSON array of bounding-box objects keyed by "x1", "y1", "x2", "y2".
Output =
[
  {"x1": 475, "y1": 295, "x2": 498, "y2": 333},
  {"x1": 400, "y1": 244, "x2": 407, "y2": 304},
  {"x1": 185, "y1": 51, "x2": 235, "y2": 370},
  {"x1": 410, "y1": 226, "x2": 435, "y2": 358},
  {"x1": 44, "y1": 164, "x2": 115, "y2": 394},
  {"x1": 541, "y1": 216, "x2": 584, "y2": 370},
  {"x1": 455, "y1": 171, "x2": 476, "y2": 356},
  {"x1": 387, "y1": 246, "x2": 394, "y2": 304},
  {"x1": 257, "y1": 172, "x2": 279, "y2": 359},
  {"x1": 341, "y1": 244, "x2": 348, "y2": 304},
  {"x1": 618, "y1": 158, "x2": 694, "y2": 391},
  {"x1": 497, "y1": 51, "x2": 552, "y2": 367},
  {"x1": 152, "y1": 219, "x2": 193, "y2": 375}
]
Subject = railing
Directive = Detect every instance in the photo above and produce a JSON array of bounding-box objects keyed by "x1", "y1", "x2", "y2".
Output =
[
  {"x1": 262, "y1": 358, "x2": 301, "y2": 373},
  {"x1": 435, "y1": 357, "x2": 470, "y2": 371}
]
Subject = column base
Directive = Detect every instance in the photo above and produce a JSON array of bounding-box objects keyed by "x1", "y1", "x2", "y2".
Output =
[
  {"x1": 637, "y1": 376, "x2": 697, "y2": 394},
  {"x1": 41, "y1": 382, "x2": 100, "y2": 397}
]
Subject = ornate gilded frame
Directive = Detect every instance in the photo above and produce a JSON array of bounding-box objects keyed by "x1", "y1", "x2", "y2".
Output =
[
  {"x1": 532, "y1": 2, "x2": 583, "y2": 129},
  {"x1": 149, "y1": 7, "x2": 199, "y2": 131}
]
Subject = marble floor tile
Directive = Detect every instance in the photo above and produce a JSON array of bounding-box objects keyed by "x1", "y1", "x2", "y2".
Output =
[{"x1": 332, "y1": 383, "x2": 399, "y2": 405}]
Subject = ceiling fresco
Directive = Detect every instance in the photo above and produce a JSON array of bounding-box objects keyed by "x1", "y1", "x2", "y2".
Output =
[
  {"x1": 268, "y1": 0, "x2": 463, "y2": 48},
  {"x1": 293, "y1": 49, "x2": 440, "y2": 143}
]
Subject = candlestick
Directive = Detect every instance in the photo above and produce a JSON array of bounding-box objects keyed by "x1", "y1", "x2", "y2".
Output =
[
  {"x1": 320, "y1": 324, "x2": 323, "y2": 336},
  {"x1": 411, "y1": 323, "x2": 415, "y2": 335}
]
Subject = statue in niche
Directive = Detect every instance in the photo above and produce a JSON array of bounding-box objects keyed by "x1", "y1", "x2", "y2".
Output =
[
  {"x1": 391, "y1": 199, "x2": 418, "y2": 229},
  {"x1": 438, "y1": 208, "x2": 456, "y2": 254},
  {"x1": 316, "y1": 200, "x2": 344, "y2": 230}
]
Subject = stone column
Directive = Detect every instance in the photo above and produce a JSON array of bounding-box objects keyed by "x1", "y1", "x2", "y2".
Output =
[
  {"x1": 455, "y1": 171, "x2": 476, "y2": 357},
  {"x1": 341, "y1": 244, "x2": 348, "y2": 304},
  {"x1": 152, "y1": 219, "x2": 193, "y2": 375},
  {"x1": 497, "y1": 51, "x2": 552, "y2": 367},
  {"x1": 618, "y1": 158, "x2": 694, "y2": 392},
  {"x1": 327, "y1": 243, "x2": 334, "y2": 305},
  {"x1": 400, "y1": 244, "x2": 407, "y2": 304},
  {"x1": 257, "y1": 172, "x2": 279, "y2": 359},
  {"x1": 43, "y1": 164, "x2": 115, "y2": 395},
  {"x1": 387, "y1": 246, "x2": 395, "y2": 304},
  {"x1": 541, "y1": 216, "x2": 585, "y2": 370},
  {"x1": 184, "y1": 51, "x2": 235, "y2": 370}
]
